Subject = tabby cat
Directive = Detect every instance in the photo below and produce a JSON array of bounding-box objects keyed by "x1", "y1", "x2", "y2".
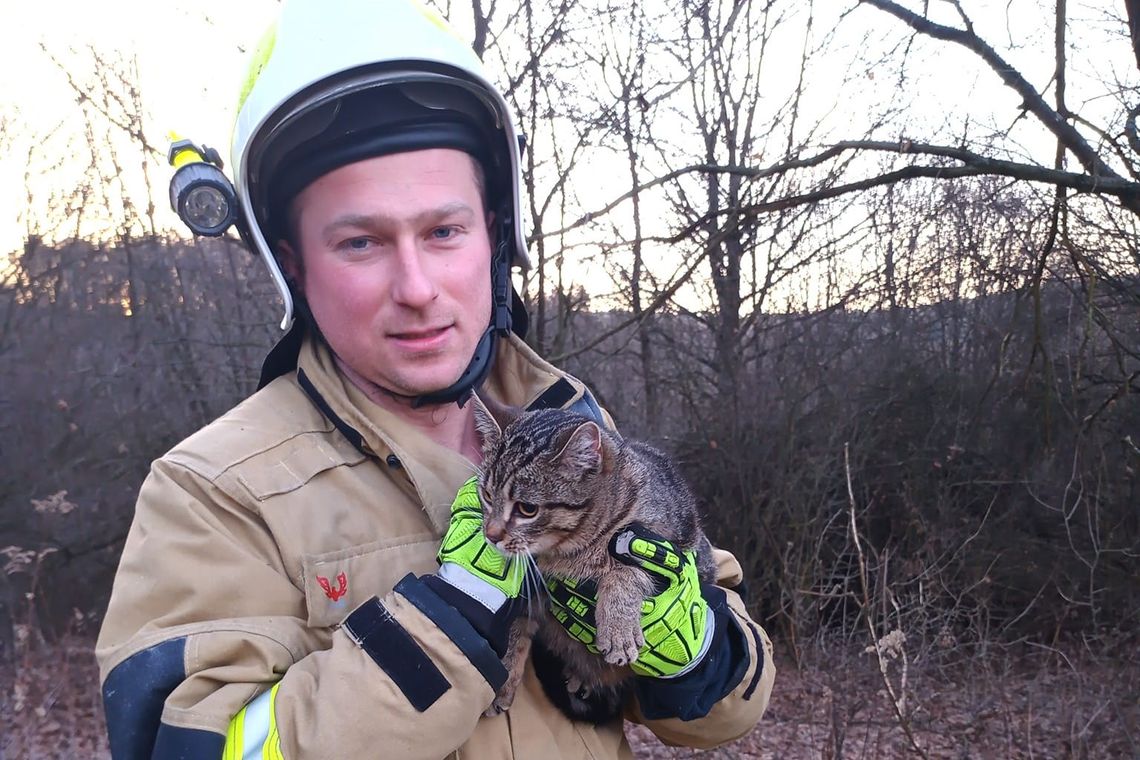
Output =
[{"x1": 473, "y1": 396, "x2": 717, "y2": 719}]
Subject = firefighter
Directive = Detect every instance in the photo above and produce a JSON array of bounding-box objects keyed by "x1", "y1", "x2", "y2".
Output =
[{"x1": 96, "y1": 1, "x2": 774, "y2": 757}]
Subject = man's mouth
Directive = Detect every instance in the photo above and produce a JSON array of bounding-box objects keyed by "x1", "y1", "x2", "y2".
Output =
[
  {"x1": 391, "y1": 326, "x2": 449, "y2": 339},
  {"x1": 388, "y1": 325, "x2": 453, "y2": 349}
]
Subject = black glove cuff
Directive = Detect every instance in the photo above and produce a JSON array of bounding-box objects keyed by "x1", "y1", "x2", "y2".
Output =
[
  {"x1": 421, "y1": 574, "x2": 516, "y2": 657},
  {"x1": 394, "y1": 575, "x2": 507, "y2": 691}
]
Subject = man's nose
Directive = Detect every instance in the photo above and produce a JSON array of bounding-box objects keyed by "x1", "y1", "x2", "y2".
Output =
[{"x1": 391, "y1": 243, "x2": 438, "y2": 308}]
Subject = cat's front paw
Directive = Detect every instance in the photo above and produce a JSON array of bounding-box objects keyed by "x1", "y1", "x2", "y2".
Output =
[
  {"x1": 596, "y1": 623, "x2": 644, "y2": 666},
  {"x1": 486, "y1": 677, "x2": 522, "y2": 717}
]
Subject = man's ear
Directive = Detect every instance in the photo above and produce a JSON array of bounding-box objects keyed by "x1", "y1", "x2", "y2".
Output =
[{"x1": 276, "y1": 240, "x2": 305, "y2": 293}]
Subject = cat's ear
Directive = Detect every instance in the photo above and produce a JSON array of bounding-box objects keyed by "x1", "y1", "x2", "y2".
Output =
[
  {"x1": 472, "y1": 399, "x2": 502, "y2": 452},
  {"x1": 482, "y1": 393, "x2": 521, "y2": 431},
  {"x1": 473, "y1": 393, "x2": 519, "y2": 452},
  {"x1": 554, "y1": 421, "x2": 603, "y2": 477}
]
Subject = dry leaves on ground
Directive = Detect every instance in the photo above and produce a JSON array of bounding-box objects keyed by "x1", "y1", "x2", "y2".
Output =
[{"x1": 2, "y1": 637, "x2": 1136, "y2": 759}]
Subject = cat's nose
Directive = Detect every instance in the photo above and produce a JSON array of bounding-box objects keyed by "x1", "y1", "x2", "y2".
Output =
[{"x1": 484, "y1": 522, "x2": 505, "y2": 544}]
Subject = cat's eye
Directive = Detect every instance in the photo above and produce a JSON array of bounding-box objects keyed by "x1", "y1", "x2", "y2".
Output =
[{"x1": 515, "y1": 501, "x2": 539, "y2": 518}]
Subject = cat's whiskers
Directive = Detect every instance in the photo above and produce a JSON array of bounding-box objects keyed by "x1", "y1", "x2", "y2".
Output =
[
  {"x1": 523, "y1": 552, "x2": 553, "y2": 621},
  {"x1": 508, "y1": 552, "x2": 525, "y2": 597},
  {"x1": 526, "y1": 553, "x2": 549, "y2": 598}
]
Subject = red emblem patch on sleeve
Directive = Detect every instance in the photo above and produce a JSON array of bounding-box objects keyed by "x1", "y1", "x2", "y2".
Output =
[{"x1": 317, "y1": 572, "x2": 348, "y2": 602}]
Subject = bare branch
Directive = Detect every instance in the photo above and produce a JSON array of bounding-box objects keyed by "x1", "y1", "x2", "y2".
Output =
[
  {"x1": 537, "y1": 145, "x2": 854, "y2": 240},
  {"x1": 860, "y1": 0, "x2": 1121, "y2": 183},
  {"x1": 1127, "y1": 104, "x2": 1140, "y2": 158},
  {"x1": 828, "y1": 139, "x2": 1140, "y2": 198}
]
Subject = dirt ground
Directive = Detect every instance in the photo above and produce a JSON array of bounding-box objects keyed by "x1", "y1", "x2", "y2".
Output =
[{"x1": 2, "y1": 637, "x2": 1137, "y2": 759}]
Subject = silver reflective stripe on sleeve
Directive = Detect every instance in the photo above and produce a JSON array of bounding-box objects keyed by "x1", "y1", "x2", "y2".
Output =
[
  {"x1": 224, "y1": 682, "x2": 283, "y2": 760},
  {"x1": 242, "y1": 686, "x2": 274, "y2": 759},
  {"x1": 436, "y1": 562, "x2": 508, "y2": 612}
]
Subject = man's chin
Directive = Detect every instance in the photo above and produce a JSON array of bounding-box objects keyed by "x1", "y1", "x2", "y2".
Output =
[
  {"x1": 335, "y1": 352, "x2": 468, "y2": 403},
  {"x1": 382, "y1": 367, "x2": 471, "y2": 400}
]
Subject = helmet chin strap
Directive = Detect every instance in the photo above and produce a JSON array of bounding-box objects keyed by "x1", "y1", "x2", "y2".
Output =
[
  {"x1": 290, "y1": 300, "x2": 502, "y2": 409},
  {"x1": 409, "y1": 325, "x2": 499, "y2": 408}
]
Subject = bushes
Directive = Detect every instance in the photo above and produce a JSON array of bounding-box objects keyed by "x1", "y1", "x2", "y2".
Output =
[
  {"x1": 0, "y1": 236, "x2": 277, "y2": 651},
  {"x1": 670, "y1": 286, "x2": 1140, "y2": 652},
  {"x1": 0, "y1": 237, "x2": 1136, "y2": 660}
]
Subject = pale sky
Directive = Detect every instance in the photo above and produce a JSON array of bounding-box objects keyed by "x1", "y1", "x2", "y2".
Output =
[
  {"x1": 0, "y1": 0, "x2": 278, "y2": 250},
  {"x1": 1, "y1": 0, "x2": 1134, "y2": 311}
]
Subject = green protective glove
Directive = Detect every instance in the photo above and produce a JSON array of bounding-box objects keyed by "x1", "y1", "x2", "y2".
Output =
[
  {"x1": 546, "y1": 524, "x2": 714, "y2": 678},
  {"x1": 423, "y1": 477, "x2": 528, "y2": 657},
  {"x1": 435, "y1": 476, "x2": 526, "y2": 604}
]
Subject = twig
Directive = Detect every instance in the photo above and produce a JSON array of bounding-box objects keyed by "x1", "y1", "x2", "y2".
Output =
[{"x1": 844, "y1": 442, "x2": 930, "y2": 760}]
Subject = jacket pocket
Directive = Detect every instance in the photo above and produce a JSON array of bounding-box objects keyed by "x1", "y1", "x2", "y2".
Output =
[
  {"x1": 301, "y1": 533, "x2": 438, "y2": 628},
  {"x1": 236, "y1": 434, "x2": 368, "y2": 501}
]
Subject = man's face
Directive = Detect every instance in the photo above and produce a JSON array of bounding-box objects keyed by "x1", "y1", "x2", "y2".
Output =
[{"x1": 281, "y1": 148, "x2": 493, "y2": 398}]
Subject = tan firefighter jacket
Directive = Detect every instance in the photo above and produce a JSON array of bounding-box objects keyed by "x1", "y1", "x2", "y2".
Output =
[{"x1": 96, "y1": 333, "x2": 775, "y2": 759}]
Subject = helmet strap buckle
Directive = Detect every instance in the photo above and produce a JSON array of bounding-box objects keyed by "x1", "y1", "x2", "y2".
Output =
[{"x1": 492, "y1": 215, "x2": 514, "y2": 335}]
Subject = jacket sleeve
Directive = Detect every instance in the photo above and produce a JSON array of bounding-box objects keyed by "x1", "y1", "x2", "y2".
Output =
[
  {"x1": 96, "y1": 458, "x2": 502, "y2": 760},
  {"x1": 625, "y1": 548, "x2": 776, "y2": 749}
]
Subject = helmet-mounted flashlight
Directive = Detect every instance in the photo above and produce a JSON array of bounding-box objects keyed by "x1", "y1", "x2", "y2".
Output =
[{"x1": 168, "y1": 136, "x2": 237, "y2": 237}]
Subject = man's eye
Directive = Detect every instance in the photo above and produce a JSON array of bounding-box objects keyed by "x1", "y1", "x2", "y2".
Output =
[
  {"x1": 515, "y1": 502, "x2": 539, "y2": 518},
  {"x1": 431, "y1": 226, "x2": 459, "y2": 240},
  {"x1": 339, "y1": 237, "x2": 374, "y2": 252}
]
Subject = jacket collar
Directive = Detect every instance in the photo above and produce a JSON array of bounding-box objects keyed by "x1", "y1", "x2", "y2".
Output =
[{"x1": 294, "y1": 333, "x2": 587, "y2": 534}]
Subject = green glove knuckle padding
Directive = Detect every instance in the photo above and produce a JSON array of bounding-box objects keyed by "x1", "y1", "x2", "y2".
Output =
[
  {"x1": 547, "y1": 528, "x2": 710, "y2": 677},
  {"x1": 438, "y1": 477, "x2": 522, "y2": 597}
]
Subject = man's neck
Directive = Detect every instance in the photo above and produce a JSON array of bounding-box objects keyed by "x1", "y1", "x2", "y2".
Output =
[{"x1": 333, "y1": 355, "x2": 482, "y2": 462}]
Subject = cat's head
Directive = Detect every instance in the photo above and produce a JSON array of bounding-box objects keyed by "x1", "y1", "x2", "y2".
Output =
[{"x1": 473, "y1": 398, "x2": 617, "y2": 557}]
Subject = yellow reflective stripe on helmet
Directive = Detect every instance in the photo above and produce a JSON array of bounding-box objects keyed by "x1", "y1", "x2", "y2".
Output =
[
  {"x1": 236, "y1": 22, "x2": 279, "y2": 116},
  {"x1": 223, "y1": 683, "x2": 284, "y2": 760},
  {"x1": 409, "y1": 0, "x2": 467, "y2": 44}
]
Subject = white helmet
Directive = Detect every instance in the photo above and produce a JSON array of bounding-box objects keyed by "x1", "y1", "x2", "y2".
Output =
[{"x1": 231, "y1": 0, "x2": 531, "y2": 331}]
